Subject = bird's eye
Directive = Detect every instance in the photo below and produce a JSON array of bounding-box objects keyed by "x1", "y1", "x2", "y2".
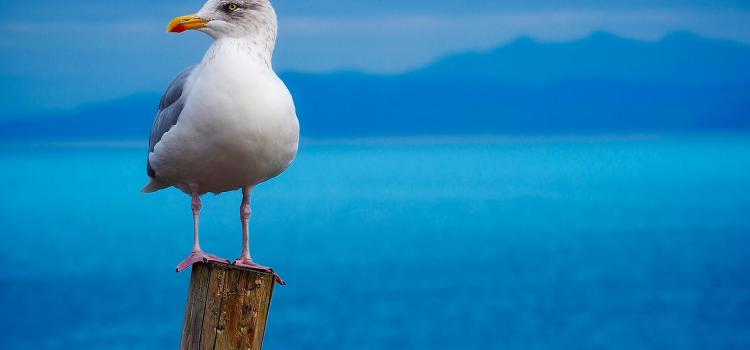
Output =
[{"x1": 226, "y1": 3, "x2": 239, "y2": 11}]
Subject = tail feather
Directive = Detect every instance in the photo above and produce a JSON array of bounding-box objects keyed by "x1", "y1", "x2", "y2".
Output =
[{"x1": 142, "y1": 179, "x2": 170, "y2": 193}]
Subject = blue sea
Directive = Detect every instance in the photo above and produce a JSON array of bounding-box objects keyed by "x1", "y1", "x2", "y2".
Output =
[{"x1": 1, "y1": 134, "x2": 749, "y2": 349}]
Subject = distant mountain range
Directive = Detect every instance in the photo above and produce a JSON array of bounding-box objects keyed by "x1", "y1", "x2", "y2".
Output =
[
  {"x1": 2, "y1": 32, "x2": 749, "y2": 140},
  {"x1": 411, "y1": 32, "x2": 750, "y2": 84}
]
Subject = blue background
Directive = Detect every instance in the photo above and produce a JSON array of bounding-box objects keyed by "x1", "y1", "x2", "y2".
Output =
[{"x1": 1, "y1": 0, "x2": 749, "y2": 349}]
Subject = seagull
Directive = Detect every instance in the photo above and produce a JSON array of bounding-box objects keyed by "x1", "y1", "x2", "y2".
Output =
[{"x1": 143, "y1": 0, "x2": 299, "y2": 279}]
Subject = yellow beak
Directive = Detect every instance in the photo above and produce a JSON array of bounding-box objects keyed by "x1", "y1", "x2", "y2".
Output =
[{"x1": 167, "y1": 14, "x2": 210, "y2": 33}]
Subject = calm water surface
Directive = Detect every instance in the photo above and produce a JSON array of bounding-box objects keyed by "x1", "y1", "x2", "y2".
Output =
[{"x1": 1, "y1": 135, "x2": 749, "y2": 349}]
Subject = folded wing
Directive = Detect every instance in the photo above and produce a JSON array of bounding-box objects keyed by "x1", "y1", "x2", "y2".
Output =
[{"x1": 147, "y1": 66, "x2": 196, "y2": 178}]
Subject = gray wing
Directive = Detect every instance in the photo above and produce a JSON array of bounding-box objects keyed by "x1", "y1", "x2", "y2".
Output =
[{"x1": 147, "y1": 66, "x2": 195, "y2": 178}]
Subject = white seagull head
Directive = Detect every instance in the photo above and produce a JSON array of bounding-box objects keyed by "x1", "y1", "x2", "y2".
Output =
[{"x1": 167, "y1": 0, "x2": 277, "y2": 40}]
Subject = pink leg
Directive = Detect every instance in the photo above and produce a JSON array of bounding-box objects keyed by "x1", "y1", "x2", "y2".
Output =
[
  {"x1": 176, "y1": 192, "x2": 227, "y2": 272},
  {"x1": 234, "y1": 187, "x2": 285, "y2": 285}
]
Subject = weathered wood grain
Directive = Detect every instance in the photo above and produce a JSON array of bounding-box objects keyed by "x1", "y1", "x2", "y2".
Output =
[
  {"x1": 179, "y1": 262, "x2": 276, "y2": 350},
  {"x1": 199, "y1": 265, "x2": 227, "y2": 349}
]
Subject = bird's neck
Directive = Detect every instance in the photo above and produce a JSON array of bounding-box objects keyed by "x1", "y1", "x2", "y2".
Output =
[{"x1": 204, "y1": 33, "x2": 277, "y2": 71}]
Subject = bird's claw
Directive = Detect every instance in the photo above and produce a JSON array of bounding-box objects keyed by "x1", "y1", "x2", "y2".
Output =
[
  {"x1": 233, "y1": 258, "x2": 286, "y2": 286},
  {"x1": 176, "y1": 251, "x2": 227, "y2": 273},
  {"x1": 274, "y1": 274, "x2": 286, "y2": 286}
]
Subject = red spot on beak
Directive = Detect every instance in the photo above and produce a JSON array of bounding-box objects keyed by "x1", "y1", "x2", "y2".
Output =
[{"x1": 170, "y1": 24, "x2": 187, "y2": 33}]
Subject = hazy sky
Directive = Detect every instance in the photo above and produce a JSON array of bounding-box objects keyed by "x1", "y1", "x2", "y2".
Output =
[{"x1": 1, "y1": 0, "x2": 749, "y2": 115}]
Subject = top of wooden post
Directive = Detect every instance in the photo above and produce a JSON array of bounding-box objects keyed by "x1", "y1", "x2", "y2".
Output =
[{"x1": 181, "y1": 262, "x2": 277, "y2": 350}]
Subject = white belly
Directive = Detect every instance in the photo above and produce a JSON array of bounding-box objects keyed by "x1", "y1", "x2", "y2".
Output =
[{"x1": 149, "y1": 58, "x2": 300, "y2": 194}]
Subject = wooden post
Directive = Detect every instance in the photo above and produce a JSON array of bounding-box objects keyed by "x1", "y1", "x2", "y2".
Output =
[{"x1": 180, "y1": 262, "x2": 276, "y2": 350}]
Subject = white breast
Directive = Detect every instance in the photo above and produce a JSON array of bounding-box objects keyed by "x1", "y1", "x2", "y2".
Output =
[{"x1": 149, "y1": 39, "x2": 300, "y2": 194}]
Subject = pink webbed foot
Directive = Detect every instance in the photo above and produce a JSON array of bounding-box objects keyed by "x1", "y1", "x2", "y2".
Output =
[
  {"x1": 176, "y1": 251, "x2": 228, "y2": 273},
  {"x1": 234, "y1": 258, "x2": 286, "y2": 285}
]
